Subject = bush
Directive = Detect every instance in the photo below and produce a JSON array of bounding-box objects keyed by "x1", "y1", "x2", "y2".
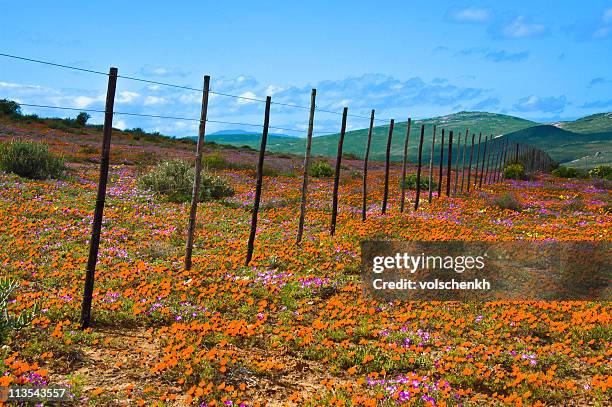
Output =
[
  {"x1": 0, "y1": 99, "x2": 21, "y2": 116},
  {"x1": 1, "y1": 278, "x2": 37, "y2": 344},
  {"x1": 75, "y1": 112, "x2": 91, "y2": 127},
  {"x1": 309, "y1": 160, "x2": 334, "y2": 178},
  {"x1": 202, "y1": 151, "x2": 231, "y2": 170},
  {"x1": 491, "y1": 193, "x2": 522, "y2": 212},
  {"x1": 0, "y1": 140, "x2": 66, "y2": 179},
  {"x1": 400, "y1": 173, "x2": 437, "y2": 190},
  {"x1": 552, "y1": 166, "x2": 585, "y2": 179},
  {"x1": 139, "y1": 159, "x2": 234, "y2": 203},
  {"x1": 589, "y1": 165, "x2": 612, "y2": 180},
  {"x1": 48, "y1": 121, "x2": 73, "y2": 132},
  {"x1": 503, "y1": 163, "x2": 526, "y2": 180},
  {"x1": 342, "y1": 152, "x2": 360, "y2": 160}
]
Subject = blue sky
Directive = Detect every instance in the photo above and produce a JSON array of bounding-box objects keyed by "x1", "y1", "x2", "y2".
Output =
[{"x1": 1, "y1": 0, "x2": 611, "y2": 136}]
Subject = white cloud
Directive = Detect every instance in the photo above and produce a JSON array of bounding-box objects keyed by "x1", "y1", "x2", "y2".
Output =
[
  {"x1": 236, "y1": 91, "x2": 258, "y2": 105},
  {"x1": 73, "y1": 95, "x2": 104, "y2": 108},
  {"x1": 330, "y1": 99, "x2": 351, "y2": 109},
  {"x1": 114, "y1": 119, "x2": 127, "y2": 130},
  {"x1": 0, "y1": 73, "x2": 490, "y2": 136},
  {"x1": 139, "y1": 65, "x2": 188, "y2": 78},
  {"x1": 450, "y1": 8, "x2": 491, "y2": 23},
  {"x1": 0, "y1": 82, "x2": 36, "y2": 89},
  {"x1": 143, "y1": 96, "x2": 166, "y2": 105},
  {"x1": 604, "y1": 8, "x2": 612, "y2": 23},
  {"x1": 593, "y1": 26, "x2": 611, "y2": 39},
  {"x1": 117, "y1": 91, "x2": 139, "y2": 103},
  {"x1": 502, "y1": 16, "x2": 546, "y2": 38},
  {"x1": 513, "y1": 95, "x2": 568, "y2": 113},
  {"x1": 265, "y1": 85, "x2": 284, "y2": 95},
  {"x1": 179, "y1": 92, "x2": 201, "y2": 104}
]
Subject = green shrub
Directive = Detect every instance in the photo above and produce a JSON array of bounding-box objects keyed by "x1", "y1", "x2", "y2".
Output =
[
  {"x1": 0, "y1": 140, "x2": 66, "y2": 179},
  {"x1": 1, "y1": 278, "x2": 37, "y2": 344},
  {"x1": 309, "y1": 160, "x2": 334, "y2": 178},
  {"x1": 491, "y1": 193, "x2": 522, "y2": 212},
  {"x1": 589, "y1": 165, "x2": 612, "y2": 180},
  {"x1": 48, "y1": 121, "x2": 73, "y2": 132},
  {"x1": 202, "y1": 151, "x2": 231, "y2": 170},
  {"x1": 342, "y1": 152, "x2": 360, "y2": 160},
  {"x1": 400, "y1": 173, "x2": 437, "y2": 190},
  {"x1": 0, "y1": 99, "x2": 21, "y2": 116},
  {"x1": 139, "y1": 159, "x2": 234, "y2": 203},
  {"x1": 552, "y1": 166, "x2": 585, "y2": 179},
  {"x1": 75, "y1": 112, "x2": 91, "y2": 127},
  {"x1": 503, "y1": 163, "x2": 526, "y2": 180}
]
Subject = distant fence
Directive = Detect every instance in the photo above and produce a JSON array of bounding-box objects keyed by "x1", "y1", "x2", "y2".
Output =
[{"x1": 0, "y1": 53, "x2": 556, "y2": 329}]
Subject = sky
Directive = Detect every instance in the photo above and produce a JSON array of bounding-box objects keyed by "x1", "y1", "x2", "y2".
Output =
[{"x1": 1, "y1": 0, "x2": 611, "y2": 137}]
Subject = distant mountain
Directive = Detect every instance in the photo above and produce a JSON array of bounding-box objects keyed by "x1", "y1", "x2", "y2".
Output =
[
  {"x1": 204, "y1": 111, "x2": 539, "y2": 162},
  {"x1": 201, "y1": 111, "x2": 612, "y2": 167},
  {"x1": 209, "y1": 129, "x2": 254, "y2": 135},
  {"x1": 209, "y1": 129, "x2": 299, "y2": 138},
  {"x1": 197, "y1": 132, "x2": 304, "y2": 151},
  {"x1": 552, "y1": 112, "x2": 612, "y2": 134},
  {"x1": 202, "y1": 130, "x2": 299, "y2": 146},
  {"x1": 503, "y1": 125, "x2": 612, "y2": 167}
]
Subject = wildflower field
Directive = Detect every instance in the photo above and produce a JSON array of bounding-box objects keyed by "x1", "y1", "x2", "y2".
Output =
[{"x1": 0, "y1": 120, "x2": 610, "y2": 406}]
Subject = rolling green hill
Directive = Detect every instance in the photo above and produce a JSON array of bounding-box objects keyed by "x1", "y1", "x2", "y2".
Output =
[
  {"x1": 207, "y1": 111, "x2": 539, "y2": 162},
  {"x1": 205, "y1": 111, "x2": 612, "y2": 167},
  {"x1": 503, "y1": 125, "x2": 612, "y2": 167},
  {"x1": 553, "y1": 112, "x2": 612, "y2": 134}
]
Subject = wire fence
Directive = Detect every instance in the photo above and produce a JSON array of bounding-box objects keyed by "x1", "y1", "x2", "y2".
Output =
[{"x1": 0, "y1": 52, "x2": 556, "y2": 329}]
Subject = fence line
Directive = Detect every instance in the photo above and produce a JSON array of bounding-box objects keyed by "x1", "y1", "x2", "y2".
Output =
[{"x1": 0, "y1": 55, "x2": 557, "y2": 330}]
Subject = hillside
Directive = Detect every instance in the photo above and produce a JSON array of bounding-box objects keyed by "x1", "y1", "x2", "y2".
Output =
[
  {"x1": 503, "y1": 125, "x2": 612, "y2": 167},
  {"x1": 207, "y1": 111, "x2": 612, "y2": 167},
  {"x1": 208, "y1": 112, "x2": 539, "y2": 162},
  {"x1": 553, "y1": 112, "x2": 612, "y2": 133}
]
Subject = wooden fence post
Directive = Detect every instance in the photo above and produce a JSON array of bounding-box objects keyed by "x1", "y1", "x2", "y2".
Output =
[
  {"x1": 501, "y1": 138, "x2": 509, "y2": 179},
  {"x1": 474, "y1": 133, "x2": 481, "y2": 188},
  {"x1": 484, "y1": 135, "x2": 493, "y2": 185},
  {"x1": 400, "y1": 118, "x2": 411, "y2": 212},
  {"x1": 460, "y1": 130, "x2": 468, "y2": 194},
  {"x1": 428, "y1": 125, "x2": 437, "y2": 203},
  {"x1": 362, "y1": 109, "x2": 375, "y2": 220},
  {"x1": 466, "y1": 133, "x2": 475, "y2": 192},
  {"x1": 488, "y1": 140, "x2": 497, "y2": 184},
  {"x1": 382, "y1": 119, "x2": 394, "y2": 214},
  {"x1": 414, "y1": 125, "x2": 425, "y2": 210},
  {"x1": 453, "y1": 132, "x2": 461, "y2": 195},
  {"x1": 491, "y1": 138, "x2": 501, "y2": 183},
  {"x1": 330, "y1": 107, "x2": 348, "y2": 236},
  {"x1": 296, "y1": 89, "x2": 316, "y2": 243},
  {"x1": 80, "y1": 67, "x2": 118, "y2": 329},
  {"x1": 446, "y1": 130, "x2": 453, "y2": 196},
  {"x1": 184, "y1": 75, "x2": 211, "y2": 271},
  {"x1": 492, "y1": 139, "x2": 500, "y2": 183},
  {"x1": 501, "y1": 138, "x2": 509, "y2": 180},
  {"x1": 437, "y1": 129, "x2": 445, "y2": 198},
  {"x1": 245, "y1": 96, "x2": 271, "y2": 265},
  {"x1": 515, "y1": 142, "x2": 519, "y2": 163},
  {"x1": 479, "y1": 136, "x2": 488, "y2": 188},
  {"x1": 495, "y1": 139, "x2": 502, "y2": 182}
]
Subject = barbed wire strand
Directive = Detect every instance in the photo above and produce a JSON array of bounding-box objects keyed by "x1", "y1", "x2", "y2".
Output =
[
  {"x1": 1, "y1": 52, "x2": 390, "y2": 122},
  {"x1": 16, "y1": 103, "x2": 316, "y2": 134}
]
